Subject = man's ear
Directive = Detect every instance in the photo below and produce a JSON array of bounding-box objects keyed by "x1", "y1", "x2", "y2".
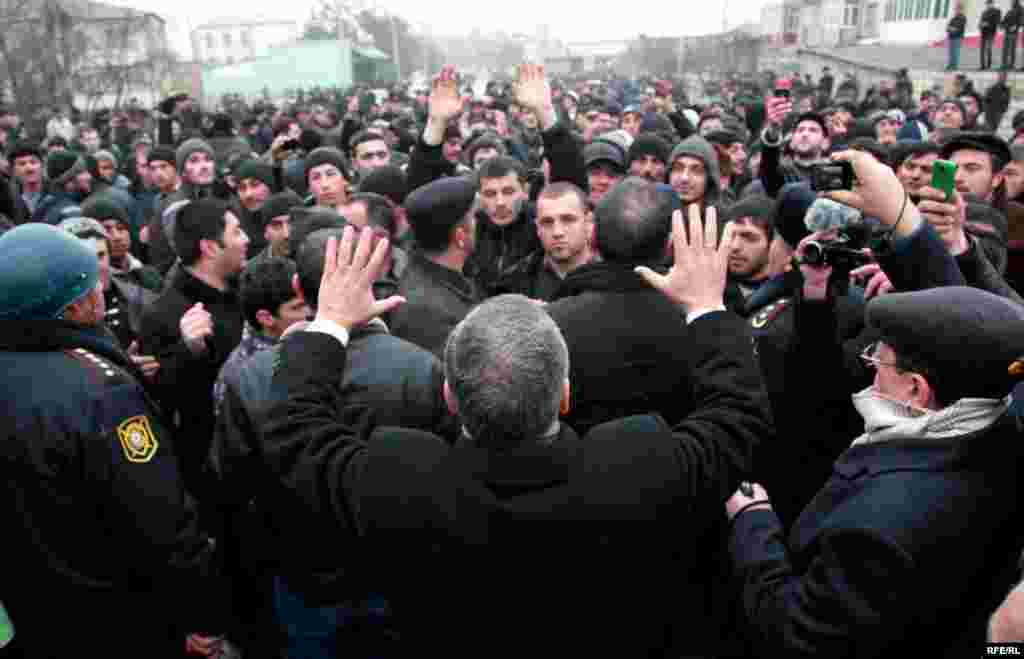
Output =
[
  {"x1": 291, "y1": 273, "x2": 305, "y2": 303},
  {"x1": 909, "y1": 373, "x2": 936, "y2": 410},
  {"x1": 443, "y1": 379, "x2": 459, "y2": 416},
  {"x1": 559, "y1": 379, "x2": 571, "y2": 416},
  {"x1": 198, "y1": 237, "x2": 221, "y2": 261}
]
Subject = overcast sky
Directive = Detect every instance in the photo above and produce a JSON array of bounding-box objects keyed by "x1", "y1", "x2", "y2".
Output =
[{"x1": 101, "y1": 0, "x2": 772, "y2": 60}]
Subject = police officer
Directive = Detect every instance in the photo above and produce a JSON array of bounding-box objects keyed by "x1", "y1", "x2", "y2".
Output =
[{"x1": 0, "y1": 223, "x2": 223, "y2": 657}]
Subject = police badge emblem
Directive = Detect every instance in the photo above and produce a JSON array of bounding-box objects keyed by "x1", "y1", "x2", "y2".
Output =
[{"x1": 117, "y1": 416, "x2": 158, "y2": 463}]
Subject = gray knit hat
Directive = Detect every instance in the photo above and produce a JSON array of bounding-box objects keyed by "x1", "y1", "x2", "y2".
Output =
[{"x1": 175, "y1": 137, "x2": 215, "y2": 174}]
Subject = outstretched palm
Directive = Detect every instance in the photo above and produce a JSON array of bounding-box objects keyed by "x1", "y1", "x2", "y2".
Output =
[
  {"x1": 429, "y1": 65, "x2": 463, "y2": 123},
  {"x1": 514, "y1": 63, "x2": 551, "y2": 113}
]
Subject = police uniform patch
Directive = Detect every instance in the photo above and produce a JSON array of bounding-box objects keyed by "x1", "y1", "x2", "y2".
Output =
[
  {"x1": 117, "y1": 415, "x2": 158, "y2": 463},
  {"x1": 751, "y1": 298, "x2": 792, "y2": 329}
]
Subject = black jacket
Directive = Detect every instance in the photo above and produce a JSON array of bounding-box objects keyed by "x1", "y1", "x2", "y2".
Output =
[
  {"x1": 981, "y1": 6, "x2": 1002, "y2": 34},
  {"x1": 1004, "y1": 4, "x2": 1022, "y2": 32},
  {"x1": 139, "y1": 267, "x2": 244, "y2": 499},
  {"x1": 491, "y1": 248, "x2": 568, "y2": 301},
  {"x1": 466, "y1": 202, "x2": 542, "y2": 295},
  {"x1": 0, "y1": 320, "x2": 218, "y2": 657},
  {"x1": 948, "y1": 12, "x2": 967, "y2": 37},
  {"x1": 389, "y1": 250, "x2": 481, "y2": 359},
  {"x1": 260, "y1": 312, "x2": 771, "y2": 656},
  {"x1": 545, "y1": 262, "x2": 701, "y2": 434}
]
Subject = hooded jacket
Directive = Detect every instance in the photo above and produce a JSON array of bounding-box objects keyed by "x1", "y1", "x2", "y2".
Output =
[{"x1": 668, "y1": 135, "x2": 722, "y2": 209}]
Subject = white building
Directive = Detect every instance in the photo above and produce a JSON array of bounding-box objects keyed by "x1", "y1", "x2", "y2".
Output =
[
  {"x1": 879, "y1": 0, "x2": 978, "y2": 43},
  {"x1": 761, "y1": 0, "x2": 884, "y2": 48},
  {"x1": 191, "y1": 17, "x2": 300, "y2": 66}
]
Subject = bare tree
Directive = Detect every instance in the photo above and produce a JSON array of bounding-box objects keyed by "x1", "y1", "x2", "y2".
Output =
[{"x1": 0, "y1": 0, "x2": 170, "y2": 115}]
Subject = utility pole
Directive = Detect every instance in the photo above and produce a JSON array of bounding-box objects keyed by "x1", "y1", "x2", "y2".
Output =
[{"x1": 389, "y1": 12, "x2": 401, "y2": 80}]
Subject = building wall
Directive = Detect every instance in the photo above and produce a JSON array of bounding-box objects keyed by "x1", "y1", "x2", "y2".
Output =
[
  {"x1": 192, "y1": 21, "x2": 299, "y2": 66},
  {"x1": 879, "y1": 0, "x2": 980, "y2": 42}
]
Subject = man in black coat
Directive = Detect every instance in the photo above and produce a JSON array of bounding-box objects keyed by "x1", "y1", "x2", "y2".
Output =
[
  {"x1": 389, "y1": 177, "x2": 482, "y2": 358},
  {"x1": 139, "y1": 198, "x2": 248, "y2": 499},
  {"x1": 544, "y1": 177, "x2": 703, "y2": 433},
  {"x1": 466, "y1": 156, "x2": 541, "y2": 294},
  {"x1": 260, "y1": 214, "x2": 771, "y2": 656},
  {"x1": 980, "y1": 0, "x2": 1002, "y2": 70}
]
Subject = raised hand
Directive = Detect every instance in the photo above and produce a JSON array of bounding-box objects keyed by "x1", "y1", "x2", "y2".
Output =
[
  {"x1": 635, "y1": 204, "x2": 735, "y2": 314},
  {"x1": 916, "y1": 185, "x2": 969, "y2": 255},
  {"x1": 428, "y1": 65, "x2": 464, "y2": 124},
  {"x1": 315, "y1": 226, "x2": 405, "y2": 331},
  {"x1": 514, "y1": 63, "x2": 556, "y2": 130}
]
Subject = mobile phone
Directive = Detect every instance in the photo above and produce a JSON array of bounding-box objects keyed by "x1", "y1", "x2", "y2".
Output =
[
  {"x1": 282, "y1": 139, "x2": 301, "y2": 151},
  {"x1": 931, "y1": 159, "x2": 957, "y2": 201},
  {"x1": 775, "y1": 78, "x2": 792, "y2": 99},
  {"x1": 810, "y1": 161, "x2": 855, "y2": 192}
]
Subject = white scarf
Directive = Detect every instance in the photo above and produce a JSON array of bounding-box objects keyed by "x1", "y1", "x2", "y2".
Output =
[{"x1": 850, "y1": 386, "x2": 1009, "y2": 447}]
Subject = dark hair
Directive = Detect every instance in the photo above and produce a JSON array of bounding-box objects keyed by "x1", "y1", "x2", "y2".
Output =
[
  {"x1": 594, "y1": 177, "x2": 673, "y2": 264},
  {"x1": 537, "y1": 181, "x2": 588, "y2": 211},
  {"x1": 295, "y1": 228, "x2": 345, "y2": 308},
  {"x1": 476, "y1": 155, "x2": 527, "y2": 186},
  {"x1": 174, "y1": 198, "x2": 230, "y2": 266},
  {"x1": 891, "y1": 141, "x2": 941, "y2": 170},
  {"x1": 349, "y1": 130, "x2": 386, "y2": 157},
  {"x1": 239, "y1": 257, "x2": 297, "y2": 327},
  {"x1": 347, "y1": 191, "x2": 396, "y2": 236},
  {"x1": 724, "y1": 195, "x2": 775, "y2": 242}
]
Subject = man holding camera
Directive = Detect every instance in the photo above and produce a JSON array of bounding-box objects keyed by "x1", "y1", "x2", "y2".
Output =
[
  {"x1": 756, "y1": 93, "x2": 831, "y2": 198},
  {"x1": 727, "y1": 148, "x2": 1024, "y2": 657}
]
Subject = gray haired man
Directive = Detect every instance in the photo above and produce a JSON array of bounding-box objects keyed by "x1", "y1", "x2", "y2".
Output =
[{"x1": 260, "y1": 208, "x2": 772, "y2": 656}]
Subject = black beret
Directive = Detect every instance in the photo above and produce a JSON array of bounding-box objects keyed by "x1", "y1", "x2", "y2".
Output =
[
  {"x1": 404, "y1": 177, "x2": 478, "y2": 252},
  {"x1": 940, "y1": 131, "x2": 1012, "y2": 171},
  {"x1": 287, "y1": 206, "x2": 346, "y2": 259},
  {"x1": 866, "y1": 286, "x2": 1024, "y2": 401},
  {"x1": 772, "y1": 183, "x2": 816, "y2": 249}
]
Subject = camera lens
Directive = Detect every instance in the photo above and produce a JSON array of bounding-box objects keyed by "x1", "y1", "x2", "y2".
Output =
[{"x1": 803, "y1": 241, "x2": 826, "y2": 266}]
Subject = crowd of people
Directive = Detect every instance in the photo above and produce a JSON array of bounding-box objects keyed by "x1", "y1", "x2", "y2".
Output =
[{"x1": 5, "y1": 55, "x2": 1024, "y2": 658}]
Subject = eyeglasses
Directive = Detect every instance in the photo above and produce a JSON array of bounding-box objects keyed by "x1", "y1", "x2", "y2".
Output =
[{"x1": 860, "y1": 341, "x2": 899, "y2": 370}]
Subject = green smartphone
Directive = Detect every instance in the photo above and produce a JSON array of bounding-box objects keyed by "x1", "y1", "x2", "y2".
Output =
[{"x1": 931, "y1": 159, "x2": 957, "y2": 201}]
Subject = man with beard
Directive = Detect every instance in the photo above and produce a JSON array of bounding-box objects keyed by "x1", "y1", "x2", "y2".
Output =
[
  {"x1": 249, "y1": 190, "x2": 302, "y2": 263},
  {"x1": 627, "y1": 134, "x2": 670, "y2": 183},
  {"x1": 158, "y1": 139, "x2": 217, "y2": 271},
  {"x1": 33, "y1": 149, "x2": 91, "y2": 224},
  {"x1": 493, "y1": 182, "x2": 595, "y2": 301},
  {"x1": 725, "y1": 197, "x2": 774, "y2": 301},
  {"x1": 959, "y1": 90, "x2": 985, "y2": 130},
  {"x1": 668, "y1": 135, "x2": 722, "y2": 213},
  {"x1": 757, "y1": 97, "x2": 830, "y2": 197}
]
